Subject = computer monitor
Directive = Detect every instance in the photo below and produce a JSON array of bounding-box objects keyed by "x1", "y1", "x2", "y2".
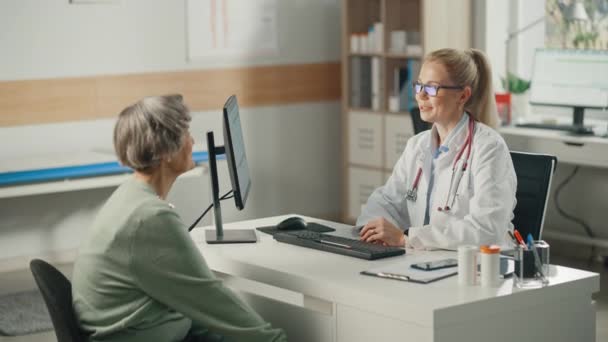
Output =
[
  {"x1": 223, "y1": 95, "x2": 251, "y2": 210},
  {"x1": 529, "y1": 49, "x2": 608, "y2": 135},
  {"x1": 205, "y1": 95, "x2": 257, "y2": 244}
]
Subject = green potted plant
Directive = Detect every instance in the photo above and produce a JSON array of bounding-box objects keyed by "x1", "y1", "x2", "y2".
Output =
[{"x1": 502, "y1": 72, "x2": 531, "y2": 95}]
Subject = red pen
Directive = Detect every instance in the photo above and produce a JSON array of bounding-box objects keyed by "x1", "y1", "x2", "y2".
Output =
[{"x1": 513, "y1": 229, "x2": 527, "y2": 250}]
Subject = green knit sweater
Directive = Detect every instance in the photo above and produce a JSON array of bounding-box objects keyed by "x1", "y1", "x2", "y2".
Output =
[{"x1": 72, "y1": 178, "x2": 286, "y2": 342}]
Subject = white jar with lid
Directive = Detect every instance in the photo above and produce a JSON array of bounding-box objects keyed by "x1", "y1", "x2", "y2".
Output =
[
  {"x1": 480, "y1": 245, "x2": 501, "y2": 287},
  {"x1": 457, "y1": 245, "x2": 478, "y2": 286}
]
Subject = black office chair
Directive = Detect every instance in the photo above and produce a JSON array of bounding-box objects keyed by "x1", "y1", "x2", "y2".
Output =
[
  {"x1": 409, "y1": 107, "x2": 431, "y2": 134},
  {"x1": 30, "y1": 259, "x2": 85, "y2": 342},
  {"x1": 510, "y1": 151, "x2": 557, "y2": 240}
]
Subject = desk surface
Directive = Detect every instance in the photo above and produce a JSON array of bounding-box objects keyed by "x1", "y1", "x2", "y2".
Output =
[{"x1": 192, "y1": 215, "x2": 599, "y2": 328}]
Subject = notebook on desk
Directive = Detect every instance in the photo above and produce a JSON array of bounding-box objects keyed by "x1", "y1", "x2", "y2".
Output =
[
  {"x1": 362, "y1": 255, "x2": 515, "y2": 284},
  {"x1": 362, "y1": 256, "x2": 457, "y2": 284}
]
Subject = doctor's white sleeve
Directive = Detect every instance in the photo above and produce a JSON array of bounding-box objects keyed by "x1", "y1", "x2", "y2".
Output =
[
  {"x1": 356, "y1": 140, "x2": 412, "y2": 230},
  {"x1": 407, "y1": 139, "x2": 517, "y2": 250}
]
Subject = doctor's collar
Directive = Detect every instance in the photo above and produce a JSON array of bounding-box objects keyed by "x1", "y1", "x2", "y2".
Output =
[{"x1": 430, "y1": 113, "x2": 469, "y2": 155}]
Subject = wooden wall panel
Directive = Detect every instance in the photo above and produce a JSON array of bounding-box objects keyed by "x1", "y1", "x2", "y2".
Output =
[{"x1": 0, "y1": 62, "x2": 341, "y2": 127}]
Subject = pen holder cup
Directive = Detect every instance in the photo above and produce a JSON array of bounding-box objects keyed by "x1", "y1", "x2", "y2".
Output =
[
  {"x1": 534, "y1": 240, "x2": 550, "y2": 275},
  {"x1": 513, "y1": 241, "x2": 550, "y2": 288}
]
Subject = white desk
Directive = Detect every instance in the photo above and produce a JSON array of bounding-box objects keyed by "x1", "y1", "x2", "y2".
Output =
[
  {"x1": 499, "y1": 126, "x2": 608, "y2": 168},
  {"x1": 192, "y1": 215, "x2": 600, "y2": 342}
]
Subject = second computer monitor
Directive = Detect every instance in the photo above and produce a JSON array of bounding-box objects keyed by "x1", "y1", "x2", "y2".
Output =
[
  {"x1": 223, "y1": 95, "x2": 251, "y2": 210},
  {"x1": 204, "y1": 95, "x2": 256, "y2": 244},
  {"x1": 529, "y1": 49, "x2": 608, "y2": 134}
]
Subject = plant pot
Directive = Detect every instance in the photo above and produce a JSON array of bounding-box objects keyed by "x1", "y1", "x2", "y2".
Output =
[{"x1": 511, "y1": 92, "x2": 531, "y2": 122}]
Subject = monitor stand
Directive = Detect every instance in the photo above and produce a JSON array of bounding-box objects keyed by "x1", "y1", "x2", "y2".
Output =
[
  {"x1": 205, "y1": 229, "x2": 257, "y2": 244},
  {"x1": 567, "y1": 107, "x2": 594, "y2": 136},
  {"x1": 205, "y1": 131, "x2": 257, "y2": 244}
]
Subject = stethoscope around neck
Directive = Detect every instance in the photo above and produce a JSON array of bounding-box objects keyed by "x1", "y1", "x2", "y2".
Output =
[{"x1": 405, "y1": 115, "x2": 475, "y2": 212}]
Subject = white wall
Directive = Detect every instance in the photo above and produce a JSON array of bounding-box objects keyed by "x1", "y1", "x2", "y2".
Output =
[
  {"x1": 473, "y1": 0, "x2": 509, "y2": 90},
  {"x1": 0, "y1": 0, "x2": 342, "y2": 269},
  {"x1": 0, "y1": 0, "x2": 341, "y2": 80},
  {"x1": 511, "y1": 0, "x2": 545, "y2": 80}
]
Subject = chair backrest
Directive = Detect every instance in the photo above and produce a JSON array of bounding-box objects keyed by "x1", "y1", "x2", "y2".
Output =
[
  {"x1": 30, "y1": 259, "x2": 84, "y2": 342},
  {"x1": 409, "y1": 107, "x2": 432, "y2": 134},
  {"x1": 510, "y1": 151, "x2": 557, "y2": 240}
]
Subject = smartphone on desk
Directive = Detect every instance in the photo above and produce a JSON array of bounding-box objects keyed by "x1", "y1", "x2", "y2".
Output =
[{"x1": 411, "y1": 258, "x2": 458, "y2": 271}]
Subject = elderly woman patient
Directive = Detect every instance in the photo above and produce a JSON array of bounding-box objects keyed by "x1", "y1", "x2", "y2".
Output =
[{"x1": 71, "y1": 95, "x2": 286, "y2": 342}]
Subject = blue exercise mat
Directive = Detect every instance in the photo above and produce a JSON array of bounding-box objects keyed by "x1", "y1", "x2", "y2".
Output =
[{"x1": 0, "y1": 151, "x2": 213, "y2": 186}]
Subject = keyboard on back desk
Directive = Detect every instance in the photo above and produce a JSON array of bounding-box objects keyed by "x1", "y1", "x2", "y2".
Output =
[{"x1": 273, "y1": 230, "x2": 405, "y2": 260}]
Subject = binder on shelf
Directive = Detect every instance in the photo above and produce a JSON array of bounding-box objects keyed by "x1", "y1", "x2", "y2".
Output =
[
  {"x1": 350, "y1": 56, "x2": 372, "y2": 108},
  {"x1": 406, "y1": 59, "x2": 421, "y2": 111},
  {"x1": 351, "y1": 57, "x2": 361, "y2": 107},
  {"x1": 371, "y1": 57, "x2": 382, "y2": 111},
  {"x1": 373, "y1": 22, "x2": 384, "y2": 53},
  {"x1": 393, "y1": 67, "x2": 408, "y2": 111}
]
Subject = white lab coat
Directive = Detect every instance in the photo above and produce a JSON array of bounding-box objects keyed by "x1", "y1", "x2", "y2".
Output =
[{"x1": 357, "y1": 116, "x2": 517, "y2": 250}]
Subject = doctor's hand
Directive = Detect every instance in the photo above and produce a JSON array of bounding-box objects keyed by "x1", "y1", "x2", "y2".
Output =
[{"x1": 359, "y1": 218, "x2": 406, "y2": 247}]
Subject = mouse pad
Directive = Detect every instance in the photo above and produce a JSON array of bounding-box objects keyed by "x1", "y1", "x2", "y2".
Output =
[{"x1": 256, "y1": 223, "x2": 336, "y2": 236}]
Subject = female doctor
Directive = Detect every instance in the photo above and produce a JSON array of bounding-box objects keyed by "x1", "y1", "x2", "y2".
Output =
[{"x1": 358, "y1": 48, "x2": 517, "y2": 250}]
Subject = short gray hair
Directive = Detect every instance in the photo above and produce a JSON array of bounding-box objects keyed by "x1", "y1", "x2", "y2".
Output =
[{"x1": 113, "y1": 94, "x2": 191, "y2": 171}]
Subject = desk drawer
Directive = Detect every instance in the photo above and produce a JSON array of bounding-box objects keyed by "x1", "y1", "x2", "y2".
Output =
[
  {"x1": 529, "y1": 139, "x2": 608, "y2": 167},
  {"x1": 337, "y1": 304, "x2": 431, "y2": 342},
  {"x1": 239, "y1": 292, "x2": 335, "y2": 342},
  {"x1": 348, "y1": 111, "x2": 383, "y2": 167},
  {"x1": 348, "y1": 167, "x2": 384, "y2": 220},
  {"x1": 384, "y1": 113, "x2": 413, "y2": 169}
]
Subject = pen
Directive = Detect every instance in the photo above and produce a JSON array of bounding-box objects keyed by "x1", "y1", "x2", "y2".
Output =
[
  {"x1": 526, "y1": 233, "x2": 534, "y2": 249},
  {"x1": 507, "y1": 230, "x2": 519, "y2": 246},
  {"x1": 513, "y1": 229, "x2": 527, "y2": 250}
]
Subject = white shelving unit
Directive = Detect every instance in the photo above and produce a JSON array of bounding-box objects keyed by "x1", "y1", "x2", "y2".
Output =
[{"x1": 341, "y1": 0, "x2": 471, "y2": 222}]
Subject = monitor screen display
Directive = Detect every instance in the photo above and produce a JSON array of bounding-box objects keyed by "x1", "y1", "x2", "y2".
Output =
[
  {"x1": 530, "y1": 49, "x2": 608, "y2": 109},
  {"x1": 223, "y1": 95, "x2": 251, "y2": 210}
]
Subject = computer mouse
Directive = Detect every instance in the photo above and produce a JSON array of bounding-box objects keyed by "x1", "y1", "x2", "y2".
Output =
[{"x1": 276, "y1": 216, "x2": 308, "y2": 231}]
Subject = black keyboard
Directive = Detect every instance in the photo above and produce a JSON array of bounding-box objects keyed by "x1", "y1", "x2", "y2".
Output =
[{"x1": 273, "y1": 230, "x2": 405, "y2": 260}]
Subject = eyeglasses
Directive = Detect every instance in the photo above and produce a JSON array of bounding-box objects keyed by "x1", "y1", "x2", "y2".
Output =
[{"x1": 413, "y1": 82, "x2": 464, "y2": 97}]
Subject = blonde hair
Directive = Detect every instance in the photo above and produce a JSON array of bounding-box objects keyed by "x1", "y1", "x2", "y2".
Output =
[
  {"x1": 424, "y1": 48, "x2": 499, "y2": 128},
  {"x1": 113, "y1": 94, "x2": 191, "y2": 171}
]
